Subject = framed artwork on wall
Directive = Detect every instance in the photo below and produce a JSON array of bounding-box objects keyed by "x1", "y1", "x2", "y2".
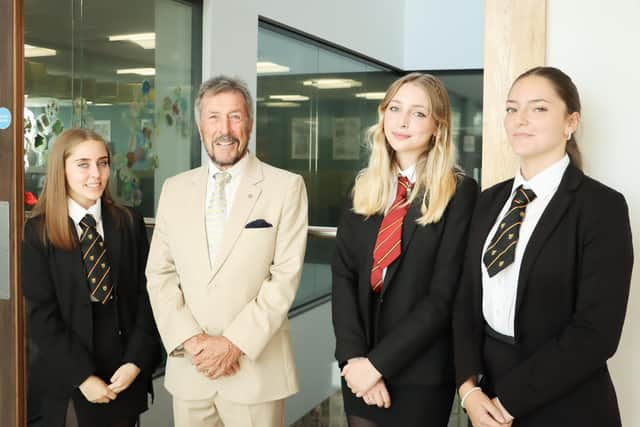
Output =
[
  {"x1": 332, "y1": 117, "x2": 361, "y2": 160},
  {"x1": 291, "y1": 117, "x2": 317, "y2": 159}
]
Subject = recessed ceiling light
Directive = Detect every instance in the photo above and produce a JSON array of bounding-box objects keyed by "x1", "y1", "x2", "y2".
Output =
[
  {"x1": 355, "y1": 92, "x2": 386, "y2": 100},
  {"x1": 109, "y1": 33, "x2": 156, "y2": 49},
  {"x1": 257, "y1": 62, "x2": 290, "y2": 74},
  {"x1": 263, "y1": 102, "x2": 300, "y2": 108},
  {"x1": 117, "y1": 68, "x2": 156, "y2": 76},
  {"x1": 269, "y1": 95, "x2": 309, "y2": 101},
  {"x1": 303, "y1": 79, "x2": 362, "y2": 89},
  {"x1": 24, "y1": 44, "x2": 56, "y2": 58}
]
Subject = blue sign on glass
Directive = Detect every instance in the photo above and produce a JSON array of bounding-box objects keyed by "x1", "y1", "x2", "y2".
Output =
[{"x1": 0, "y1": 107, "x2": 11, "y2": 130}]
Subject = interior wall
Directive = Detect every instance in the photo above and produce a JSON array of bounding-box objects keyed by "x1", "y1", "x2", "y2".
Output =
[
  {"x1": 547, "y1": 0, "x2": 639, "y2": 424},
  {"x1": 257, "y1": 0, "x2": 405, "y2": 69},
  {"x1": 403, "y1": 0, "x2": 483, "y2": 70}
]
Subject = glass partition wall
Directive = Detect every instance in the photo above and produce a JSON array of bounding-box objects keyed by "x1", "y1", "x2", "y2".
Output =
[
  {"x1": 24, "y1": 0, "x2": 202, "y2": 218},
  {"x1": 257, "y1": 21, "x2": 483, "y2": 309},
  {"x1": 24, "y1": 1, "x2": 202, "y2": 424}
]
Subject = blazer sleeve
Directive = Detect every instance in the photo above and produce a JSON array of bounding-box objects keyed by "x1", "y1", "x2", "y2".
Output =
[
  {"x1": 21, "y1": 220, "x2": 95, "y2": 390},
  {"x1": 453, "y1": 197, "x2": 490, "y2": 387},
  {"x1": 122, "y1": 212, "x2": 161, "y2": 375},
  {"x1": 331, "y1": 196, "x2": 369, "y2": 364},
  {"x1": 495, "y1": 190, "x2": 634, "y2": 418},
  {"x1": 222, "y1": 175, "x2": 308, "y2": 360},
  {"x1": 146, "y1": 180, "x2": 203, "y2": 355},
  {"x1": 367, "y1": 177, "x2": 479, "y2": 379}
]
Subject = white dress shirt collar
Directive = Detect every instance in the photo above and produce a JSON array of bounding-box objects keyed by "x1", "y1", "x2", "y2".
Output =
[
  {"x1": 68, "y1": 197, "x2": 102, "y2": 225},
  {"x1": 512, "y1": 154, "x2": 570, "y2": 200},
  {"x1": 207, "y1": 151, "x2": 249, "y2": 181},
  {"x1": 398, "y1": 164, "x2": 417, "y2": 184}
]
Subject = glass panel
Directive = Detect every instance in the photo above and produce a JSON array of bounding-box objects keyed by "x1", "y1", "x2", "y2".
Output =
[
  {"x1": 257, "y1": 22, "x2": 483, "y2": 312},
  {"x1": 24, "y1": 1, "x2": 202, "y2": 424},
  {"x1": 438, "y1": 72, "x2": 484, "y2": 182},
  {"x1": 24, "y1": 0, "x2": 202, "y2": 218}
]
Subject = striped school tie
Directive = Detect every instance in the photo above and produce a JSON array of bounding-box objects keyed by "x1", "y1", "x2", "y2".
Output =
[
  {"x1": 206, "y1": 171, "x2": 231, "y2": 265},
  {"x1": 79, "y1": 214, "x2": 114, "y2": 303},
  {"x1": 370, "y1": 176, "x2": 412, "y2": 293},
  {"x1": 482, "y1": 185, "x2": 537, "y2": 277}
]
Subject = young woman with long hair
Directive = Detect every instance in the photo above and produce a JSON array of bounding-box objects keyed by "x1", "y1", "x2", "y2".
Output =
[
  {"x1": 332, "y1": 73, "x2": 478, "y2": 427},
  {"x1": 454, "y1": 67, "x2": 633, "y2": 427},
  {"x1": 22, "y1": 128, "x2": 160, "y2": 427}
]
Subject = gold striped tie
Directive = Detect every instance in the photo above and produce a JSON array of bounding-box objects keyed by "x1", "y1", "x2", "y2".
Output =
[
  {"x1": 206, "y1": 171, "x2": 231, "y2": 265},
  {"x1": 482, "y1": 186, "x2": 537, "y2": 277},
  {"x1": 79, "y1": 214, "x2": 114, "y2": 304}
]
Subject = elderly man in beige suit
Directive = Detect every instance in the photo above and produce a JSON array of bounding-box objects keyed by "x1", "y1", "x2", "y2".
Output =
[{"x1": 146, "y1": 76, "x2": 308, "y2": 427}]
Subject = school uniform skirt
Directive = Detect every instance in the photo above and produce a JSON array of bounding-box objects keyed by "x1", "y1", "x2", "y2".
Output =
[
  {"x1": 341, "y1": 378, "x2": 454, "y2": 427},
  {"x1": 42, "y1": 301, "x2": 148, "y2": 427}
]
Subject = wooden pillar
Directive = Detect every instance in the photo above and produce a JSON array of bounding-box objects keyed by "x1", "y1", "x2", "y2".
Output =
[
  {"x1": 481, "y1": 0, "x2": 547, "y2": 188},
  {"x1": 0, "y1": 0, "x2": 26, "y2": 425}
]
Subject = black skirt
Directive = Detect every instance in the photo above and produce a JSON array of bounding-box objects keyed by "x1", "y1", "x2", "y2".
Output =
[
  {"x1": 69, "y1": 301, "x2": 147, "y2": 427},
  {"x1": 341, "y1": 377, "x2": 454, "y2": 427}
]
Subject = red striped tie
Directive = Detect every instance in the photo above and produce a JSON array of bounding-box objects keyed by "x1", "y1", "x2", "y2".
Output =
[{"x1": 370, "y1": 176, "x2": 412, "y2": 293}]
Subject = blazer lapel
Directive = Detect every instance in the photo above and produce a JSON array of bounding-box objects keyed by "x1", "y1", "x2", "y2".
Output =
[
  {"x1": 481, "y1": 182, "x2": 514, "y2": 247},
  {"x1": 359, "y1": 213, "x2": 382, "y2": 322},
  {"x1": 102, "y1": 207, "x2": 121, "y2": 287},
  {"x1": 515, "y1": 164, "x2": 583, "y2": 315},
  {"x1": 380, "y1": 202, "x2": 420, "y2": 296},
  {"x1": 208, "y1": 155, "x2": 263, "y2": 281},
  {"x1": 64, "y1": 219, "x2": 92, "y2": 303}
]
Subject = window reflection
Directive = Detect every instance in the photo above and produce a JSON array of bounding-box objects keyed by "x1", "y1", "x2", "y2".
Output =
[
  {"x1": 257, "y1": 22, "x2": 483, "y2": 311},
  {"x1": 24, "y1": 0, "x2": 202, "y2": 218}
]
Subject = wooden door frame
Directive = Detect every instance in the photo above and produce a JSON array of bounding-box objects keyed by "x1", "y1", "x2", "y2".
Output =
[{"x1": 0, "y1": 0, "x2": 25, "y2": 425}]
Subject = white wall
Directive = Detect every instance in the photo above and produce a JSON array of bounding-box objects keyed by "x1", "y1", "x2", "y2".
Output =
[
  {"x1": 403, "y1": 0, "x2": 483, "y2": 70},
  {"x1": 548, "y1": 0, "x2": 640, "y2": 424},
  {"x1": 258, "y1": 0, "x2": 405, "y2": 69}
]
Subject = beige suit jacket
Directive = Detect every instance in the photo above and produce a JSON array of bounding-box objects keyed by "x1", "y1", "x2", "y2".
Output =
[{"x1": 146, "y1": 153, "x2": 308, "y2": 403}]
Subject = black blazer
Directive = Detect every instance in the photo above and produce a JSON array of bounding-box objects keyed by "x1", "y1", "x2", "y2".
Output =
[
  {"x1": 332, "y1": 175, "x2": 478, "y2": 386},
  {"x1": 22, "y1": 206, "x2": 161, "y2": 425},
  {"x1": 454, "y1": 163, "x2": 633, "y2": 426}
]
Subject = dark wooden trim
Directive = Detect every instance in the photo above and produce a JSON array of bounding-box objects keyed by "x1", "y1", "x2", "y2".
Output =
[
  {"x1": 13, "y1": 0, "x2": 26, "y2": 424},
  {"x1": 0, "y1": 0, "x2": 25, "y2": 425}
]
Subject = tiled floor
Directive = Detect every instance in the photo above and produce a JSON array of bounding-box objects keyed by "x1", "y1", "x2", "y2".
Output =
[
  {"x1": 290, "y1": 391, "x2": 348, "y2": 427},
  {"x1": 290, "y1": 390, "x2": 468, "y2": 427}
]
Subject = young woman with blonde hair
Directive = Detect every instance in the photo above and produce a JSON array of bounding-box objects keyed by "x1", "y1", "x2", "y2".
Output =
[
  {"x1": 332, "y1": 73, "x2": 478, "y2": 427},
  {"x1": 22, "y1": 128, "x2": 160, "y2": 427}
]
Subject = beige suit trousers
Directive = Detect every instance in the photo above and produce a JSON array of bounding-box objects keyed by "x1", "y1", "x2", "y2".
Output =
[{"x1": 172, "y1": 395, "x2": 284, "y2": 427}]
